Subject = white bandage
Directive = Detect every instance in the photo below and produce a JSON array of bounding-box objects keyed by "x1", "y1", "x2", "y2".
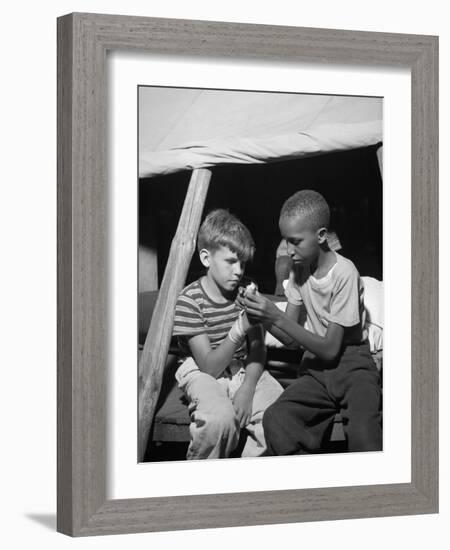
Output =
[
  {"x1": 239, "y1": 281, "x2": 257, "y2": 299},
  {"x1": 228, "y1": 311, "x2": 247, "y2": 345},
  {"x1": 245, "y1": 282, "x2": 257, "y2": 296}
]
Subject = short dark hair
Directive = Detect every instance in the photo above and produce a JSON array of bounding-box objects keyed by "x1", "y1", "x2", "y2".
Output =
[
  {"x1": 197, "y1": 209, "x2": 255, "y2": 262},
  {"x1": 280, "y1": 190, "x2": 330, "y2": 230}
]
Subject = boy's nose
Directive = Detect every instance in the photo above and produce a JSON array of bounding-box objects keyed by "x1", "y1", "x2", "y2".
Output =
[{"x1": 286, "y1": 243, "x2": 296, "y2": 257}]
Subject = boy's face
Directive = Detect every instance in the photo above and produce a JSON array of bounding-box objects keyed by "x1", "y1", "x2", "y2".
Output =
[
  {"x1": 200, "y1": 245, "x2": 245, "y2": 293},
  {"x1": 279, "y1": 215, "x2": 323, "y2": 266}
]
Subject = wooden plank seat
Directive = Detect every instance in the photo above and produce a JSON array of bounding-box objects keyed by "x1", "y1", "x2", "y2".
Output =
[{"x1": 153, "y1": 384, "x2": 189, "y2": 443}]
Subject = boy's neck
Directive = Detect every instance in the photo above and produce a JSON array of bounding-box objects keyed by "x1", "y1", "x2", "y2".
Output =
[
  {"x1": 201, "y1": 274, "x2": 233, "y2": 303},
  {"x1": 309, "y1": 247, "x2": 337, "y2": 279}
]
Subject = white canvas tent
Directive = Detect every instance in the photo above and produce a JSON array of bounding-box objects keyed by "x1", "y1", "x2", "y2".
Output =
[
  {"x1": 138, "y1": 88, "x2": 383, "y2": 459},
  {"x1": 139, "y1": 88, "x2": 382, "y2": 177}
]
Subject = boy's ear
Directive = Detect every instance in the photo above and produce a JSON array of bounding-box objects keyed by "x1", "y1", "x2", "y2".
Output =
[
  {"x1": 317, "y1": 227, "x2": 328, "y2": 245},
  {"x1": 199, "y1": 248, "x2": 210, "y2": 267}
]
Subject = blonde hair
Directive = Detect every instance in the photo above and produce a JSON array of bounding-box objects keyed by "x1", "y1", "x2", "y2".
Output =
[{"x1": 197, "y1": 209, "x2": 255, "y2": 262}]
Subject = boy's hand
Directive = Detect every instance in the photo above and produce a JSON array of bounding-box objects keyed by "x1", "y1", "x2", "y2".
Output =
[
  {"x1": 232, "y1": 384, "x2": 254, "y2": 427},
  {"x1": 244, "y1": 293, "x2": 281, "y2": 325},
  {"x1": 237, "y1": 281, "x2": 257, "y2": 308},
  {"x1": 228, "y1": 309, "x2": 256, "y2": 345},
  {"x1": 241, "y1": 308, "x2": 262, "y2": 330},
  {"x1": 236, "y1": 282, "x2": 262, "y2": 327}
]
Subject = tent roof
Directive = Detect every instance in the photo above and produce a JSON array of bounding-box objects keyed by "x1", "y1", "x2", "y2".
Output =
[{"x1": 139, "y1": 88, "x2": 382, "y2": 178}]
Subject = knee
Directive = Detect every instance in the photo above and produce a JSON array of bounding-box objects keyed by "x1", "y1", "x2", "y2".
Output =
[
  {"x1": 202, "y1": 405, "x2": 239, "y2": 440},
  {"x1": 262, "y1": 401, "x2": 283, "y2": 438}
]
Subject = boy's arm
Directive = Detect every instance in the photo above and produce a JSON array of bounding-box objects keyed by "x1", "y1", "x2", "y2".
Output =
[
  {"x1": 236, "y1": 287, "x2": 301, "y2": 348},
  {"x1": 271, "y1": 313, "x2": 344, "y2": 362},
  {"x1": 244, "y1": 293, "x2": 344, "y2": 362},
  {"x1": 187, "y1": 332, "x2": 241, "y2": 379},
  {"x1": 187, "y1": 312, "x2": 253, "y2": 379},
  {"x1": 232, "y1": 325, "x2": 265, "y2": 427},
  {"x1": 263, "y1": 302, "x2": 303, "y2": 348},
  {"x1": 243, "y1": 324, "x2": 266, "y2": 384}
]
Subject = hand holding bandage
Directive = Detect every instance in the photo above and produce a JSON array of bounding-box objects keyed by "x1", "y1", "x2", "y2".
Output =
[
  {"x1": 236, "y1": 279, "x2": 258, "y2": 310},
  {"x1": 238, "y1": 280, "x2": 258, "y2": 299},
  {"x1": 243, "y1": 291, "x2": 282, "y2": 327},
  {"x1": 229, "y1": 281, "x2": 259, "y2": 345}
]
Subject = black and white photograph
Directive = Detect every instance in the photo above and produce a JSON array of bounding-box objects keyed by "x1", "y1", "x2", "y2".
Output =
[{"x1": 138, "y1": 87, "x2": 384, "y2": 462}]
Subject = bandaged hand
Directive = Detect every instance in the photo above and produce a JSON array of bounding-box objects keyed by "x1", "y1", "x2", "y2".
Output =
[
  {"x1": 238, "y1": 281, "x2": 257, "y2": 301},
  {"x1": 236, "y1": 280, "x2": 259, "y2": 314},
  {"x1": 228, "y1": 310, "x2": 251, "y2": 345},
  {"x1": 243, "y1": 281, "x2": 257, "y2": 296}
]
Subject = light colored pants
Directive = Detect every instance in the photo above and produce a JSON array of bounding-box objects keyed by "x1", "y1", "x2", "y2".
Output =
[{"x1": 175, "y1": 357, "x2": 284, "y2": 460}]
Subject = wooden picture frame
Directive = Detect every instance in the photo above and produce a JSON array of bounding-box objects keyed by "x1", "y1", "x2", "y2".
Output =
[{"x1": 57, "y1": 12, "x2": 438, "y2": 536}]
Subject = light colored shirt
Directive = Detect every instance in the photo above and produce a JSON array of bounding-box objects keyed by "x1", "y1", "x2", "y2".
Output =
[{"x1": 285, "y1": 252, "x2": 366, "y2": 344}]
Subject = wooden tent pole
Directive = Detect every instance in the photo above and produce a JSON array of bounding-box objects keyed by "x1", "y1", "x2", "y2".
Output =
[{"x1": 138, "y1": 168, "x2": 211, "y2": 461}]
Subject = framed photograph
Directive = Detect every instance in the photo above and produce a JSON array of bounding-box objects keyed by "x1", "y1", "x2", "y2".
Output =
[{"x1": 57, "y1": 13, "x2": 438, "y2": 536}]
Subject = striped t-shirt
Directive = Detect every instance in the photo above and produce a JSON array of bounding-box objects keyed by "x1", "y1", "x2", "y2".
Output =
[{"x1": 173, "y1": 279, "x2": 247, "y2": 360}]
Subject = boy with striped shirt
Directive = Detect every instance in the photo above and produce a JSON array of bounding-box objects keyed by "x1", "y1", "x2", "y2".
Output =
[{"x1": 173, "y1": 209, "x2": 283, "y2": 460}]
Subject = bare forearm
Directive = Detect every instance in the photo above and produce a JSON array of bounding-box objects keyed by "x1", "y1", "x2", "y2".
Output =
[
  {"x1": 243, "y1": 293, "x2": 342, "y2": 362},
  {"x1": 200, "y1": 337, "x2": 244, "y2": 378},
  {"x1": 265, "y1": 323, "x2": 299, "y2": 348},
  {"x1": 242, "y1": 361, "x2": 264, "y2": 393},
  {"x1": 272, "y1": 313, "x2": 342, "y2": 362},
  {"x1": 242, "y1": 326, "x2": 266, "y2": 388},
  {"x1": 243, "y1": 350, "x2": 265, "y2": 389}
]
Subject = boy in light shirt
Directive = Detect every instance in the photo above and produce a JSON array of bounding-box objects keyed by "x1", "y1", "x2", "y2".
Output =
[{"x1": 242, "y1": 190, "x2": 382, "y2": 454}]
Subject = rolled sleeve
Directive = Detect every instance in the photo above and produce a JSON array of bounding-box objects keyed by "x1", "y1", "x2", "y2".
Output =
[
  {"x1": 284, "y1": 270, "x2": 303, "y2": 306},
  {"x1": 327, "y1": 271, "x2": 361, "y2": 327}
]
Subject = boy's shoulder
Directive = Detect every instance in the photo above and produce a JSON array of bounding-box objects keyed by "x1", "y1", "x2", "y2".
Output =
[
  {"x1": 179, "y1": 279, "x2": 202, "y2": 297},
  {"x1": 334, "y1": 252, "x2": 360, "y2": 279},
  {"x1": 294, "y1": 253, "x2": 359, "y2": 287},
  {"x1": 328, "y1": 254, "x2": 362, "y2": 293},
  {"x1": 176, "y1": 279, "x2": 205, "y2": 306}
]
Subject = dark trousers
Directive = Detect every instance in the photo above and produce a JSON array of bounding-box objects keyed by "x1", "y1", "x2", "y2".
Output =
[{"x1": 263, "y1": 343, "x2": 382, "y2": 455}]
